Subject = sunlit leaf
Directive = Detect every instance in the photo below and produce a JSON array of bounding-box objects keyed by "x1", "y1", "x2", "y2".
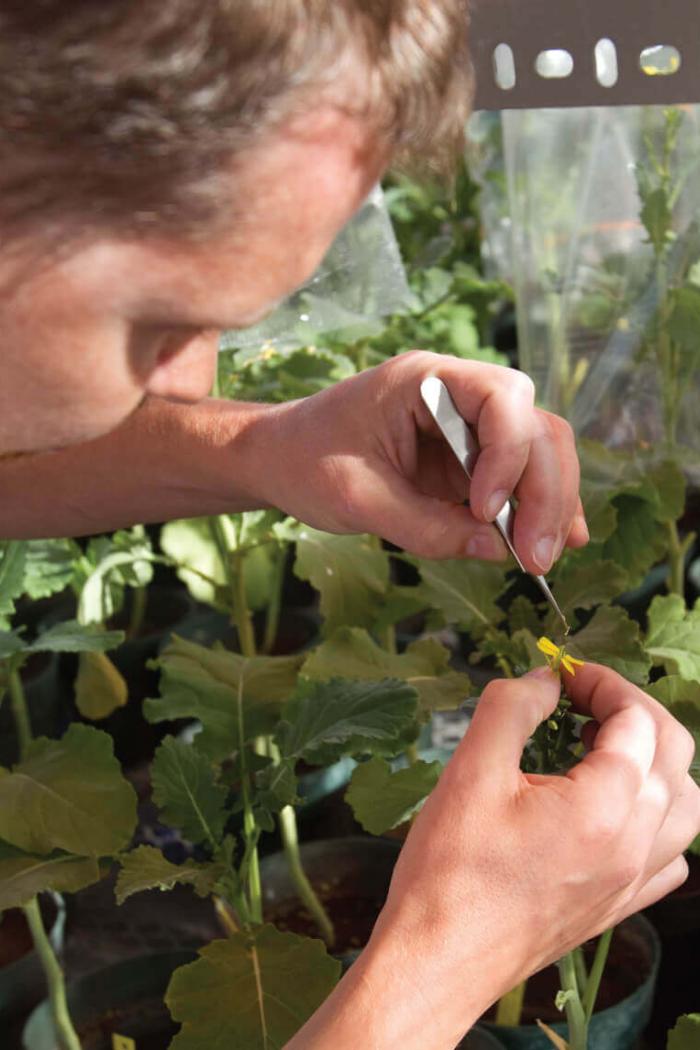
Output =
[
  {"x1": 646, "y1": 596, "x2": 700, "y2": 682},
  {"x1": 75, "y1": 651, "x2": 128, "y2": 720}
]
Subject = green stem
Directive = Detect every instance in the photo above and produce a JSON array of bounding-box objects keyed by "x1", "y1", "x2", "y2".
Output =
[
  {"x1": 262, "y1": 545, "x2": 287, "y2": 656},
  {"x1": 495, "y1": 980, "x2": 527, "y2": 1027},
  {"x1": 278, "y1": 804, "x2": 335, "y2": 946},
  {"x1": 127, "y1": 586, "x2": 147, "y2": 640},
  {"x1": 573, "y1": 948, "x2": 588, "y2": 1002},
  {"x1": 557, "y1": 951, "x2": 589, "y2": 1050},
  {"x1": 666, "y1": 522, "x2": 695, "y2": 598},
  {"x1": 231, "y1": 550, "x2": 257, "y2": 659},
  {"x1": 582, "y1": 928, "x2": 613, "y2": 1023},
  {"x1": 405, "y1": 742, "x2": 420, "y2": 766},
  {"x1": 23, "y1": 898, "x2": 81, "y2": 1050},
  {"x1": 8, "y1": 667, "x2": 32, "y2": 761},
  {"x1": 236, "y1": 676, "x2": 262, "y2": 925}
]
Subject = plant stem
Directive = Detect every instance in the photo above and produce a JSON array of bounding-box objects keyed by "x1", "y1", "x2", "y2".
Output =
[
  {"x1": 231, "y1": 550, "x2": 257, "y2": 658},
  {"x1": 8, "y1": 667, "x2": 32, "y2": 760},
  {"x1": 582, "y1": 928, "x2": 613, "y2": 1023},
  {"x1": 278, "y1": 804, "x2": 335, "y2": 946},
  {"x1": 573, "y1": 948, "x2": 588, "y2": 1000},
  {"x1": 23, "y1": 898, "x2": 81, "y2": 1050},
  {"x1": 666, "y1": 522, "x2": 695, "y2": 598},
  {"x1": 127, "y1": 585, "x2": 147, "y2": 640},
  {"x1": 236, "y1": 677, "x2": 263, "y2": 925},
  {"x1": 495, "y1": 980, "x2": 526, "y2": 1027},
  {"x1": 262, "y1": 545, "x2": 287, "y2": 656},
  {"x1": 557, "y1": 951, "x2": 589, "y2": 1050},
  {"x1": 405, "y1": 742, "x2": 420, "y2": 765}
]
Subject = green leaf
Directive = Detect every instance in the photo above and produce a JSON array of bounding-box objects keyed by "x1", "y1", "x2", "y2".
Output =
[
  {"x1": 23, "y1": 539, "x2": 81, "y2": 600},
  {"x1": 145, "y1": 637, "x2": 304, "y2": 760},
  {"x1": 161, "y1": 518, "x2": 227, "y2": 607},
  {"x1": 406, "y1": 557, "x2": 507, "y2": 633},
  {"x1": 568, "y1": 606, "x2": 652, "y2": 684},
  {"x1": 303, "y1": 627, "x2": 472, "y2": 714},
  {"x1": 0, "y1": 542, "x2": 26, "y2": 630},
  {"x1": 646, "y1": 596, "x2": 700, "y2": 681},
  {"x1": 667, "y1": 1014, "x2": 700, "y2": 1050},
  {"x1": 548, "y1": 560, "x2": 629, "y2": 633},
  {"x1": 507, "y1": 596, "x2": 544, "y2": 636},
  {"x1": 602, "y1": 496, "x2": 667, "y2": 589},
  {"x1": 75, "y1": 651, "x2": 128, "y2": 720},
  {"x1": 289, "y1": 527, "x2": 390, "y2": 634},
  {"x1": 0, "y1": 841, "x2": 100, "y2": 909},
  {"x1": 646, "y1": 675, "x2": 700, "y2": 706},
  {"x1": 167, "y1": 926, "x2": 341, "y2": 1050},
  {"x1": 0, "y1": 630, "x2": 27, "y2": 661},
  {"x1": 276, "y1": 677, "x2": 419, "y2": 765},
  {"x1": 28, "y1": 620, "x2": 124, "y2": 655},
  {"x1": 0, "y1": 724, "x2": 137, "y2": 857},
  {"x1": 151, "y1": 736, "x2": 228, "y2": 846},
  {"x1": 346, "y1": 757, "x2": 441, "y2": 834},
  {"x1": 641, "y1": 186, "x2": 673, "y2": 253},
  {"x1": 115, "y1": 845, "x2": 224, "y2": 905},
  {"x1": 254, "y1": 760, "x2": 299, "y2": 812},
  {"x1": 668, "y1": 285, "x2": 700, "y2": 353},
  {"x1": 77, "y1": 528, "x2": 155, "y2": 623}
]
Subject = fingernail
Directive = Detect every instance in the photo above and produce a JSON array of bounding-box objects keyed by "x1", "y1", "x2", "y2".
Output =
[
  {"x1": 533, "y1": 536, "x2": 555, "y2": 573},
  {"x1": 466, "y1": 534, "x2": 498, "y2": 560},
  {"x1": 575, "y1": 514, "x2": 590, "y2": 543},
  {"x1": 485, "y1": 490, "x2": 509, "y2": 522},
  {"x1": 525, "y1": 666, "x2": 553, "y2": 679}
]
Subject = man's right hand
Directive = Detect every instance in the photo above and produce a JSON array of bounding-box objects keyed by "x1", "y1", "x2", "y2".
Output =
[{"x1": 290, "y1": 663, "x2": 699, "y2": 1050}]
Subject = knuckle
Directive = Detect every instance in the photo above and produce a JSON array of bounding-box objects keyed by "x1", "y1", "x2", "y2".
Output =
[
  {"x1": 578, "y1": 810, "x2": 621, "y2": 850},
  {"x1": 511, "y1": 370, "x2": 535, "y2": 403}
]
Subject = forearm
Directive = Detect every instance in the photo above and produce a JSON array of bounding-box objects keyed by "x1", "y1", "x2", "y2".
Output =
[
  {"x1": 286, "y1": 914, "x2": 498, "y2": 1050},
  {"x1": 0, "y1": 396, "x2": 280, "y2": 539}
]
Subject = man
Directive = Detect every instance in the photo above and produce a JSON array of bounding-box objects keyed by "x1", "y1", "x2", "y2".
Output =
[{"x1": 1, "y1": 4, "x2": 698, "y2": 1047}]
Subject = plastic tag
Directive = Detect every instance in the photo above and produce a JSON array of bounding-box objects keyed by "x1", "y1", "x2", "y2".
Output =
[{"x1": 112, "y1": 1036, "x2": 136, "y2": 1050}]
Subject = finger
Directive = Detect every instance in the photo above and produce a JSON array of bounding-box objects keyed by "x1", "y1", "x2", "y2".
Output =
[
  {"x1": 564, "y1": 663, "x2": 695, "y2": 798},
  {"x1": 412, "y1": 354, "x2": 537, "y2": 523},
  {"x1": 454, "y1": 668, "x2": 561, "y2": 788},
  {"x1": 353, "y1": 462, "x2": 508, "y2": 561},
  {"x1": 580, "y1": 720, "x2": 599, "y2": 752},
  {"x1": 511, "y1": 412, "x2": 581, "y2": 574},
  {"x1": 640, "y1": 775, "x2": 700, "y2": 877},
  {"x1": 565, "y1": 500, "x2": 590, "y2": 550},
  {"x1": 618, "y1": 855, "x2": 689, "y2": 918}
]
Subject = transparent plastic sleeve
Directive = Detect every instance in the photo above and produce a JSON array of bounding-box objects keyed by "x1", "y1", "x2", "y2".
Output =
[
  {"x1": 471, "y1": 106, "x2": 700, "y2": 484},
  {"x1": 220, "y1": 184, "x2": 411, "y2": 354}
]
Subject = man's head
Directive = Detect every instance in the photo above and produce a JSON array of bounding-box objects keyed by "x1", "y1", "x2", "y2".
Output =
[{"x1": 0, "y1": 0, "x2": 471, "y2": 453}]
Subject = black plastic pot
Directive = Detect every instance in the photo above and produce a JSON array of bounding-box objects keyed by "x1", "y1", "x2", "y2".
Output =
[
  {"x1": 0, "y1": 894, "x2": 63, "y2": 1020},
  {"x1": 22, "y1": 951, "x2": 195, "y2": 1050},
  {"x1": 480, "y1": 915, "x2": 660, "y2": 1050},
  {"x1": 260, "y1": 837, "x2": 505, "y2": 1049}
]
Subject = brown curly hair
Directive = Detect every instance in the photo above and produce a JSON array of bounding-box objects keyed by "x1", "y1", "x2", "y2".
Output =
[{"x1": 0, "y1": 1, "x2": 472, "y2": 247}]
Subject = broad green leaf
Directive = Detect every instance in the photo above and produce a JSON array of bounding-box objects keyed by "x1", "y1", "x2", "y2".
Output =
[
  {"x1": 151, "y1": 736, "x2": 228, "y2": 846},
  {"x1": 568, "y1": 606, "x2": 651, "y2": 684},
  {"x1": 75, "y1": 651, "x2": 128, "y2": 720},
  {"x1": 663, "y1": 702, "x2": 700, "y2": 784},
  {"x1": 302, "y1": 627, "x2": 472, "y2": 714},
  {"x1": 547, "y1": 560, "x2": 629, "y2": 633},
  {"x1": 602, "y1": 496, "x2": 667, "y2": 589},
  {"x1": 0, "y1": 542, "x2": 26, "y2": 630},
  {"x1": 23, "y1": 539, "x2": 81, "y2": 600},
  {"x1": 507, "y1": 596, "x2": 544, "y2": 636},
  {"x1": 579, "y1": 486, "x2": 618, "y2": 544},
  {"x1": 646, "y1": 596, "x2": 700, "y2": 681},
  {"x1": 668, "y1": 285, "x2": 700, "y2": 353},
  {"x1": 167, "y1": 925, "x2": 341, "y2": 1050},
  {"x1": 646, "y1": 675, "x2": 700, "y2": 706},
  {"x1": 254, "y1": 760, "x2": 299, "y2": 812},
  {"x1": 145, "y1": 637, "x2": 304, "y2": 759},
  {"x1": 475, "y1": 628, "x2": 543, "y2": 675},
  {"x1": 0, "y1": 841, "x2": 99, "y2": 909},
  {"x1": 406, "y1": 557, "x2": 507, "y2": 633},
  {"x1": 28, "y1": 620, "x2": 124, "y2": 655},
  {"x1": 276, "y1": 677, "x2": 419, "y2": 765},
  {"x1": 161, "y1": 518, "x2": 227, "y2": 607},
  {"x1": 346, "y1": 757, "x2": 441, "y2": 834},
  {"x1": 290, "y1": 527, "x2": 390, "y2": 634},
  {"x1": 667, "y1": 1014, "x2": 700, "y2": 1050},
  {"x1": 0, "y1": 724, "x2": 137, "y2": 857},
  {"x1": 0, "y1": 630, "x2": 26, "y2": 661},
  {"x1": 115, "y1": 845, "x2": 223, "y2": 905},
  {"x1": 373, "y1": 585, "x2": 430, "y2": 635}
]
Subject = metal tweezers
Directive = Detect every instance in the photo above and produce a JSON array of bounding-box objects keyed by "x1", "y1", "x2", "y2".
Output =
[{"x1": 420, "y1": 376, "x2": 570, "y2": 634}]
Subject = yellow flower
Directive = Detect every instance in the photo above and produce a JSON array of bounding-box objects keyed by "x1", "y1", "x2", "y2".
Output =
[{"x1": 537, "y1": 636, "x2": 585, "y2": 676}]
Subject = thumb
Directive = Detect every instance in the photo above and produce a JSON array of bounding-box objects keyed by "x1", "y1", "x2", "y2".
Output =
[{"x1": 457, "y1": 668, "x2": 561, "y2": 788}]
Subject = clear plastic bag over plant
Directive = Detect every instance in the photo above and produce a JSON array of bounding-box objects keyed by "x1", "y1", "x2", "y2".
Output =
[
  {"x1": 470, "y1": 106, "x2": 700, "y2": 484},
  {"x1": 220, "y1": 184, "x2": 411, "y2": 354}
]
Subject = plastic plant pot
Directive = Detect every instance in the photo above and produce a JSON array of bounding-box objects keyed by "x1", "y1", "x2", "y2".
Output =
[
  {"x1": 480, "y1": 914, "x2": 661, "y2": 1050},
  {"x1": 22, "y1": 950, "x2": 195, "y2": 1050}
]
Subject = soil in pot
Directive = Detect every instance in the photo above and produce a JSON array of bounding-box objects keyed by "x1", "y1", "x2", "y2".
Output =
[
  {"x1": 484, "y1": 920, "x2": 652, "y2": 1027},
  {"x1": 72, "y1": 999, "x2": 177, "y2": 1050}
]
